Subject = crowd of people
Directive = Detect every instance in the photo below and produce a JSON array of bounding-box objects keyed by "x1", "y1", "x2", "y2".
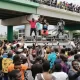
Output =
[
  {"x1": 31, "y1": 0, "x2": 80, "y2": 13},
  {"x1": 0, "y1": 39, "x2": 80, "y2": 80}
]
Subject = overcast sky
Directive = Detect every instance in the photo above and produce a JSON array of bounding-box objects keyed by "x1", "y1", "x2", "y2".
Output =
[{"x1": 0, "y1": 0, "x2": 80, "y2": 35}]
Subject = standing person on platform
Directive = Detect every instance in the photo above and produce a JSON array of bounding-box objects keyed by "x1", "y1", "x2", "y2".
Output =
[
  {"x1": 26, "y1": 17, "x2": 37, "y2": 37},
  {"x1": 36, "y1": 19, "x2": 43, "y2": 36},
  {"x1": 57, "y1": 19, "x2": 65, "y2": 37},
  {"x1": 42, "y1": 19, "x2": 49, "y2": 36}
]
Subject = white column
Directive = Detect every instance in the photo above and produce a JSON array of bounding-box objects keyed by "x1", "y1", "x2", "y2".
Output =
[
  {"x1": 25, "y1": 24, "x2": 30, "y2": 37},
  {"x1": 69, "y1": 31, "x2": 73, "y2": 40}
]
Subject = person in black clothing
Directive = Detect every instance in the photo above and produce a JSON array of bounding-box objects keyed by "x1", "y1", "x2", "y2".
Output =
[
  {"x1": 68, "y1": 60, "x2": 80, "y2": 80},
  {"x1": 31, "y1": 56, "x2": 43, "y2": 79},
  {"x1": 8, "y1": 70, "x2": 21, "y2": 80}
]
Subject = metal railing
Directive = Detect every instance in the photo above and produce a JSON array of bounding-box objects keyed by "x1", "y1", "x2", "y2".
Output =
[
  {"x1": 29, "y1": 0, "x2": 80, "y2": 13},
  {"x1": 25, "y1": 36, "x2": 69, "y2": 42}
]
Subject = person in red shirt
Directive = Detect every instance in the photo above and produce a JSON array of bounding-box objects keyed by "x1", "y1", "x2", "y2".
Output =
[{"x1": 27, "y1": 18, "x2": 37, "y2": 36}]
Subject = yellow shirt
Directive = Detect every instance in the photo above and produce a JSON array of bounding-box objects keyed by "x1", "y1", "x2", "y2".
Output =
[
  {"x1": 2, "y1": 58, "x2": 13, "y2": 73},
  {"x1": 65, "y1": 51, "x2": 68, "y2": 57}
]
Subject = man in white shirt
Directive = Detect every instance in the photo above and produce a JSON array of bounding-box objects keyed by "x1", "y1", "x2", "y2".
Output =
[
  {"x1": 57, "y1": 19, "x2": 65, "y2": 37},
  {"x1": 52, "y1": 64, "x2": 68, "y2": 80}
]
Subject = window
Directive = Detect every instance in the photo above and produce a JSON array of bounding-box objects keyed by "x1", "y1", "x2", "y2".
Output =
[
  {"x1": 19, "y1": 34, "x2": 22, "y2": 37},
  {"x1": 19, "y1": 30, "x2": 21, "y2": 33}
]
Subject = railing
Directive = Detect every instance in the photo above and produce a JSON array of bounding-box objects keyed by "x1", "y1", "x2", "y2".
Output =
[
  {"x1": 24, "y1": 36, "x2": 69, "y2": 42},
  {"x1": 30, "y1": 0, "x2": 80, "y2": 13}
]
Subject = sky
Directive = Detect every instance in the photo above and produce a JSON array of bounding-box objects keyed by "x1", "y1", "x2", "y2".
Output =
[{"x1": 0, "y1": 0, "x2": 80, "y2": 35}]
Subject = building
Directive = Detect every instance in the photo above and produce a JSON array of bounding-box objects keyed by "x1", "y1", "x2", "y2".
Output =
[{"x1": 17, "y1": 25, "x2": 25, "y2": 39}]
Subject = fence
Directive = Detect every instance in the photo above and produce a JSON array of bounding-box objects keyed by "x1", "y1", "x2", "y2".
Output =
[{"x1": 29, "y1": 0, "x2": 80, "y2": 13}]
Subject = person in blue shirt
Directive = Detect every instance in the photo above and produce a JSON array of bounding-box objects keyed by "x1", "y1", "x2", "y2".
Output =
[
  {"x1": 48, "y1": 48, "x2": 57, "y2": 69},
  {"x1": 36, "y1": 20, "x2": 42, "y2": 36},
  {"x1": 3, "y1": 51, "x2": 13, "y2": 60}
]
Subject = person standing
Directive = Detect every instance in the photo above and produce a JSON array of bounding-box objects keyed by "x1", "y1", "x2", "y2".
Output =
[
  {"x1": 8, "y1": 70, "x2": 22, "y2": 80},
  {"x1": 35, "y1": 61, "x2": 55, "y2": 80},
  {"x1": 2, "y1": 53, "x2": 13, "y2": 80},
  {"x1": 36, "y1": 19, "x2": 42, "y2": 36},
  {"x1": 57, "y1": 19, "x2": 65, "y2": 37},
  {"x1": 68, "y1": 60, "x2": 80, "y2": 80},
  {"x1": 8, "y1": 55, "x2": 28, "y2": 80},
  {"x1": 42, "y1": 19, "x2": 49, "y2": 36},
  {"x1": 52, "y1": 63, "x2": 68, "y2": 80},
  {"x1": 48, "y1": 48, "x2": 57, "y2": 69},
  {"x1": 26, "y1": 18, "x2": 37, "y2": 36}
]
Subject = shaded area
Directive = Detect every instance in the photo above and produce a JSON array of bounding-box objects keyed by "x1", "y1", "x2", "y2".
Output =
[
  {"x1": 44, "y1": 16, "x2": 80, "y2": 25},
  {"x1": 0, "y1": 9, "x2": 29, "y2": 20},
  {"x1": 44, "y1": 16, "x2": 80, "y2": 30}
]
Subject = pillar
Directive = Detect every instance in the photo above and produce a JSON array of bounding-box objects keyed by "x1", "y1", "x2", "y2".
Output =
[
  {"x1": 7, "y1": 26, "x2": 13, "y2": 41},
  {"x1": 69, "y1": 31, "x2": 73, "y2": 40},
  {"x1": 25, "y1": 24, "x2": 30, "y2": 37}
]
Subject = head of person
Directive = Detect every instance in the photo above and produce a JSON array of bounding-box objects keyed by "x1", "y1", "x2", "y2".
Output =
[
  {"x1": 72, "y1": 60, "x2": 79, "y2": 71},
  {"x1": 8, "y1": 52, "x2": 13, "y2": 58},
  {"x1": 46, "y1": 23, "x2": 49, "y2": 26},
  {"x1": 35, "y1": 56, "x2": 44, "y2": 64},
  {"x1": 60, "y1": 49, "x2": 65, "y2": 54},
  {"x1": 32, "y1": 43, "x2": 36, "y2": 49},
  {"x1": 54, "y1": 48, "x2": 58, "y2": 53},
  {"x1": 60, "y1": 54, "x2": 68, "y2": 62},
  {"x1": 43, "y1": 61, "x2": 50, "y2": 72},
  {"x1": 51, "y1": 48, "x2": 54, "y2": 52},
  {"x1": 74, "y1": 54, "x2": 80, "y2": 62},
  {"x1": 9, "y1": 70, "x2": 21, "y2": 80},
  {"x1": 23, "y1": 48, "x2": 27, "y2": 53},
  {"x1": 23, "y1": 57, "x2": 27, "y2": 64},
  {"x1": 16, "y1": 44, "x2": 20, "y2": 48},
  {"x1": 54, "y1": 63, "x2": 62, "y2": 72},
  {"x1": 32, "y1": 18, "x2": 35, "y2": 22},
  {"x1": 69, "y1": 50, "x2": 75, "y2": 56},
  {"x1": 39, "y1": 15, "x2": 44, "y2": 22},
  {"x1": 44, "y1": 19, "x2": 47, "y2": 23},
  {"x1": 13, "y1": 55, "x2": 22, "y2": 67},
  {"x1": 32, "y1": 49, "x2": 37, "y2": 58}
]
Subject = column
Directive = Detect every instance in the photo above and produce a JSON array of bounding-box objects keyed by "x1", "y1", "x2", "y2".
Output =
[
  {"x1": 25, "y1": 24, "x2": 30, "y2": 37},
  {"x1": 7, "y1": 26, "x2": 13, "y2": 41},
  {"x1": 69, "y1": 31, "x2": 73, "y2": 40}
]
